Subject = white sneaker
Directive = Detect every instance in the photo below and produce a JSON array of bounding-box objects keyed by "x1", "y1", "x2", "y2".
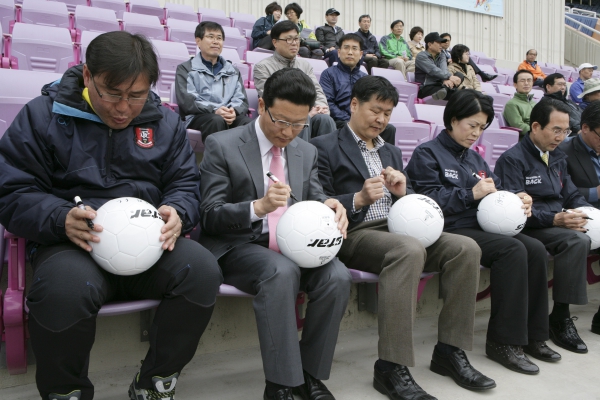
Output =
[
  {"x1": 128, "y1": 371, "x2": 178, "y2": 400},
  {"x1": 49, "y1": 391, "x2": 81, "y2": 400}
]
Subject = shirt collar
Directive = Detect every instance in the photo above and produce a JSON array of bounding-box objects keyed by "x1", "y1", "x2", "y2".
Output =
[
  {"x1": 579, "y1": 134, "x2": 598, "y2": 156},
  {"x1": 255, "y1": 117, "x2": 285, "y2": 157},
  {"x1": 533, "y1": 143, "x2": 549, "y2": 159},
  {"x1": 347, "y1": 124, "x2": 385, "y2": 150}
]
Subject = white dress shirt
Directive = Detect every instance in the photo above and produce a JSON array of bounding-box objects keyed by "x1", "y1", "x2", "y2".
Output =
[{"x1": 249, "y1": 117, "x2": 289, "y2": 234}]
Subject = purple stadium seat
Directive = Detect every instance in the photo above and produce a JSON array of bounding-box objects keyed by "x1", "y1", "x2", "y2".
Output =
[
  {"x1": 556, "y1": 68, "x2": 575, "y2": 81},
  {"x1": 414, "y1": 104, "x2": 444, "y2": 138},
  {"x1": 496, "y1": 67, "x2": 515, "y2": 84},
  {"x1": 166, "y1": 18, "x2": 198, "y2": 55},
  {"x1": 74, "y1": 5, "x2": 119, "y2": 38},
  {"x1": 223, "y1": 32, "x2": 246, "y2": 60},
  {"x1": 393, "y1": 81, "x2": 419, "y2": 106},
  {"x1": 388, "y1": 104, "x2": 431, "y2": 167},
  {"x1": 0, "y1": 69, "x2": 62, "y2": 137},
  {"x1": 49, "y1": 0, "x2": 89, "y2": 14},
  {"x1": 90, "y1": 0, "x2": 125, "y2": 19},
  {"x1": 406, "y1": 71, "x2": 416, "y2": 83},
  {"x1": 0, "y1": 0, "x2": 15, "y2": 34},
  {"x1": 122, "y1": 12, "x2": 166, "y2": 41},
  {"x1": 230, "y1": 11, "x2": 254, "y2": 32},
  {"x1": 128, "y1": 0, "x2": 164, "y2": 21},
  {"x1": 594, "y1": 71, "x2": 600, "y2": 79},
  {"x1": 476, "y1": 56, "x2": 496, "y2": 68},
  {"x1": 151, "y1": 39, "x2": 189, "y2": 98},
  {"x1": 164, "y1": 2, "x2": 197, "y2": 22},
  {"x1": 546, "y1": 62, "x2": 561, "y2": 70},
  {"x1": 540, "y1": 65, "x2": 556, "y2": 76},
  {"x1": 478, "y1": 128, "x2": 519, "y2": 171},
  {"x1": 480, "y1": 82, "x2": 497, "y2": 94},
  {"x1": 245, "y1": 49, "x2": 271, "y2": 64},
  {"x1": 487, "y1": 92, "x2": 511, "y2": 114},
  {"x1": 19, "y1": 0, "x2": 71, "y2": 30},
  {"x1": 79, "y1": 29, "x2": 102, "y2": 62},
  {"x1": 220, "y1": 47, "x2": 249, "y2": 86},
  {"x1": 476, "y1": 64, "x2": 506, "y2": 85},
  {"x1": 8, "y1": 22, "x2": 76, "y2": 72},
  {"x1": 199, "y1": 8, "x2": 231, "y2": 27},
  {"x1": 246, "y1": 87, "x2": 258, "y2": 118},
  {"x1": 223, "y1": 25, "x2": 242, "y2": 37},
  {"x1": 530, "y1": 88, "x2": 544, "y2": 102},
  {"x1": 372, "y1": 66, "x2": 406, "y2": 82},
  {"x1": 497, "y1": 85, "x2": 516, "y2": 97}
]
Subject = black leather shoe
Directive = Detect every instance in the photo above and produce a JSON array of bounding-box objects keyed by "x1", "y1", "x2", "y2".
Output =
[
  {"x1": 479, "y1": 72, "x2": 498, "y2": 82},
  {"x1": 523, "y1": 340, "x2": 561, "y2": 362},
  {"x1": 373, "y1": 365, "x2": 437, "y2": 400},
  {"x1": 485, "y1": 340, "x2": 539, "y2": 375},
  {"x1": 592, "y1": 313, "x2": 600, "y2": 335},
  {"x1": 294, "y1": 371, "x2": 335, "y2": 400},
  {"x1": 432, "y1": 88, "x2": 447, "y2": 101},
  {"x1": 263, "y1": 387, "x2": 294, "y2": 400},
  {"x1": 430, "y1": 348, "x2": 496, "y2": 391},
  {"x1": 549, "y1": 317, "x2": 588, "y2": 354}
]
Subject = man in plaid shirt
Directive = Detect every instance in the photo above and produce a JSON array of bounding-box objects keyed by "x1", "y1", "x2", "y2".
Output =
[{"x1": 311, "y1": 76, "x2": 493, "y2": 400}]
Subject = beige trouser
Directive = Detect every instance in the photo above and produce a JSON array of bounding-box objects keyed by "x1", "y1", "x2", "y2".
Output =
[
  {"x1": 388, "y1": 58, "x2": 416, "y2": 77},
  {"x1": 338, "y1": 219, "x2": 481, "y2": 367}
]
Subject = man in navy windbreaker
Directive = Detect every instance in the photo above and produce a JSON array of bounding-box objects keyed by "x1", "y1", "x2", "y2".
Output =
[
  {"x1": 0, "y1": 32, "x2": 221, "y2": 400},
  {"x1": 495, "y1": 98, "x2": 591, "y2": 356}
]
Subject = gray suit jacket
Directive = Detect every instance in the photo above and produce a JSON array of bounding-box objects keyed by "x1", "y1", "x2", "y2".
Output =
[{"x1": 199, "y1": 122, "x2": 328, "y2": 259}]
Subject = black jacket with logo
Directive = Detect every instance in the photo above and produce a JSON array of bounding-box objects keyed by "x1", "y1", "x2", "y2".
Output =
[
  {"x1": 494, "y1": 134, "x2": 590, "y2": 228},
  {"x1": 406, "y1": 130, "x2": 502, "y2": 231}
]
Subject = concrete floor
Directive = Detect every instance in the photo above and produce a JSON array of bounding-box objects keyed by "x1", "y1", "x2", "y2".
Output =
[{"x1": 2, "y1": 299, "x2": 600, "y2": 400}]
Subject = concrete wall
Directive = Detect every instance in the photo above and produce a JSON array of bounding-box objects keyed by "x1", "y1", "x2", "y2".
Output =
[
  {"x1": 164, "y1": 0, "x2": 565, "y2": 64},
  {"x1": 565, "y1": 25, "x2": 600, "y2": 68}
]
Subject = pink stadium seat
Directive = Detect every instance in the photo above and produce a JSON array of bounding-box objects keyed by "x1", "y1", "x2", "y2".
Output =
[
  {"x1": 223, "y1": 31, "x2": 246, "y2": 60},
  {"x1": 540, "y1": 65, "x2": 556, "y2": 76},
  {"x1": 0, "y1": 0, "x2": 15, "y2": 34},
  {"x1": 546, "y1": 62, "x2": 561, "y2": 70},
  {"x1": 151, "y1": 39, "x2": 190, "y2": 98},
  {"x1": 19, "y1": 0, "x2": 71, "y2": 30},
  {"x1": 594, "y1": 71, "x2": 600, "y2": 79},
  {"x1": 480, "y1": 82, "x2": 497, "y2": 94},
  {"x1": 476, "y1": 64, "x2": 506, "y2": 85},
  {"x1": 220, "y1": 47, "x2": 249, "y2": 86},
  {"x1": 128, "y1": 0, "x2": 164, "y2": 21},
  {"x1": 487, "y1": 92, "x2": 511, "y2": 114},
  {"x1": 246, "y1": 87, "x2": 258, "y2": 118},
  {"x1": 166, "y1": 18, "x2": 198, "y2": 55},
  {"x1": 478, "y1": 128, "x2": 519, "y2": 171},
  {"x1": 414, "y1": 104, "x2": 445, "y2": 138},
  {"x1": 372, "y1": 66, "x2": 406, "y2": 82},
  {"x1": 74, "y1": 5, "x2": 118, "y2": 39},
  {"x1": 199, "y1": 8, "x2": 231, "y2": 27},
  {"x1": 476, "y1": 56, "x2": 496, "y2": 68},
  {"x1": 497, "y1": 85, "x2": 516, "y2": 96},
  {"x1": 7, "y1": 22, "x2": 77, "y2": 72},
  {"x1": 90, "y1": 0, "x2": 125, "y2": 19},
  {"x1": 122, "y1": 12, "x2": 166, "y2": 41},
  {"x1": 164, "y1": 2, "x2": 197, "y2": 22},
  {"x1": 223, "y1": 25, "x2": 242, "y2": 37},
  {"x1": 78, "y1": 29, "x2": 102, "y2": 62},
  {"x1": 393, "y1": 80, "x2": 419, "y2": 106},
  {"x1": 406, "y1": 71, "x2": 416, "y2": 83},
  {"x1": 495, "y1": 67, "x2": 515, "y2": 84},
  {"x1": 49, "y1": 0, "x2": 89, "y2": 14},
  {"x1": 245, "y1": 49, "x2": 272, "y2": 82},
  {"x1": 388, "y1": 104, "x2": 431, "y2": 167},
  {"x1": 230, "y1": 11, "x2": 254, "y2": 32},
  {"x1": 556, "y1": 68, "x2": 575, "y2": 81}
]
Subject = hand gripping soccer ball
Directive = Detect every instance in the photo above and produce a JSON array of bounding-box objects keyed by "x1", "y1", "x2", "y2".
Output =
[
  {"x1": 89, "y1": 197, "x2": 165, "y2": 275},
  {"x1": 276, "y1": 201, "x2": 343, "y2": 268},
  {"x1": 477, "y1": 191, "x2": 527, "y2": 236},
  {"x1": 387, "y1": 194, "x2": 444, "y2": 248},
  {"x1": 575, "y1": 207, "x2": 600, "y2": 250}
]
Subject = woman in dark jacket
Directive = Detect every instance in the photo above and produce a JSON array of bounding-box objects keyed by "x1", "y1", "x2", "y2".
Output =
[
  {"x1": 406, "y1": 90, "x2": 561, "y2": 376},
  {"x1": 251, "y1": 1, "x2": 282, "y2": 50}
]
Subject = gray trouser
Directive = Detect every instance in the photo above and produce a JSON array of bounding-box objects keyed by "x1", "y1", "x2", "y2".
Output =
[
  {"x1": 218, "y1": 234, "x2": 352, "y2": 386},
  {"x1": 298, "y1": 113, "x2": 337, "y2": 141},
  {"x1": 338, "y1": 219, "x2": 481, "y2": 367}
]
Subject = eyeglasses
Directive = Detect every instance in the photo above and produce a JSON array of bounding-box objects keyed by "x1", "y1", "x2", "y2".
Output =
[
  {"x1": 553, "y1": 82, "x2": 567, "y2": 88},
  {"x1": 275, "y1": 37, "x2": 300, "y2": 45},
  {"x1": 90, "y1": 73, "x2": 149, "y2": 105},
  {"x1": 204, "y1": 34, "x2": 224, "y2": 42},
  {"x1": 266, "y1": 108, "x2": 309, "y2": 132},
  {"x1": 550, "y1": 128, "x2": 571, "y2": 137},
  {"x1": 591, "y1": 128, "x2": 600, "y2": 139}
]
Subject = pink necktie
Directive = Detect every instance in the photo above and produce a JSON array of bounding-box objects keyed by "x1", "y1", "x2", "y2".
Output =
[{"x1": 268, "y1": 146, "x2": 287, "y2": 252}]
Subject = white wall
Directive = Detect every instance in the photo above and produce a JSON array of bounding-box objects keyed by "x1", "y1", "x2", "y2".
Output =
[
  {"x1": 565, "y1": 25, "x2": 600, "y2": 67},
  {"x1": 165, "y1": 0, "x2": 565, "y2": 64}
]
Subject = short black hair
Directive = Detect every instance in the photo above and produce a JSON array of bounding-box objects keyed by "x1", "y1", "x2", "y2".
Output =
[
  {"x1": 390, "y1": 19, "x2": 404, "y2": 30},
  {"x1": 450, "y1": 44, "x2": 470, "y2": 64},
  {"x1": 338, "y1": 33, "x2": 364, "y2": 50},
  {"x1": 195, "y1": 21, "x2": 225, "y2": 40},
  {"x1": 86, "y1": 31, "x2": 159, "y2": 88},
  {"x1": 444, "y1": 89, "x2": 494, "y2": 131},
  {"x1": 529, "y1": 98, "x2": 571, "y2": 130},
  {"x1": 263, "y1": 68, "x2": 316, "y2": 109},
  {"x1": 351, "y1": 76, "x2": 399, "y2": 107},
  {"x1": 581, "y1": 100, "x2": 600, "y2": 131},
  {"x1": 513, "y1": 69, "x2": 534, "y2": 84},
  {"x1": 409, "y1": 26, "x2": 423, "y2": 41},
  {"x1": 284, "y1": 2, "x2": 302, "y2": 17},
  {"x1": 526, "y1": 49, "x2": 537, "y2": 55},
  {"x1": 440, "y1": 32, "x2": 451, "y2": 40},
  {"x1": 270, "y1": 20, "x2": 299, "y2": 39},
  {"x1": 543, "y1": 73, "x2": 565, "y2": 93},
  {"x1": 358, "y1": 14, "x2": 371, "y2": 23},
  {"x1": 265, "y1": 1, "x2": 282, "y2": 15}
]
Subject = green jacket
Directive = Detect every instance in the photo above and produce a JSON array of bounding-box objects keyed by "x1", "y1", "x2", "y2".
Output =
[
  {"x1": 379, "y1": 33, "x2": 412, "y2": 60},
  {"x1": 503, "y1": 92, "x2": 536, "y2": 135},
  {"x1": 297, "y1": 20, "x2": 317, "y2": 40}
]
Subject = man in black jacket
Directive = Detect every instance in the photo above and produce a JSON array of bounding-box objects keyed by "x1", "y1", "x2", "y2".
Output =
[
  {"x1": 495, "y1": 99, "x2": 592, "y2": 355},
  {"x1": 541, "y1": 73, "x2": 582, "y2": 135},
  {"x1": 355, "y1": 14, "x2": 389, "y2": 72},
  {"x1": 315, "y1": 8, "x2": 344, "y2": 65}
]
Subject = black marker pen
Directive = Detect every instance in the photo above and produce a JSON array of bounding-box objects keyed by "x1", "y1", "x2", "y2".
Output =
[
  {"x1": 74, "y1": 196, "x2": 95, "y2": 229},
  {"x1": 266, "y1": 171, "x2": 299, "y2": 202}
]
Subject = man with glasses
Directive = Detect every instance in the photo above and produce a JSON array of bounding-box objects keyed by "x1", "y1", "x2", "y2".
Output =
[
  {"x1": 176, "y1": 21, "x2": 251, "y2": 143},
  {"x1": 254, "y1": 20, "x2": 337, "y2": 140},
  {"x1": 199, "y1": 67, "x2": 351, "y2": 400},
  {"x1": 495, "y1": 99, "x2": 592, "y2": 357},
  {"x1": 518, "y1": 49, "x2": 546, "y2": 87},
  {"x1": 0, "y1": 31, "x2": 222, "y2": 400},
  {"x1": 542, "y1": 73, "x2": 581, "y2": 135},
  {"x1": 504, "y1": 70, "x2": 536, "y2": 136}
]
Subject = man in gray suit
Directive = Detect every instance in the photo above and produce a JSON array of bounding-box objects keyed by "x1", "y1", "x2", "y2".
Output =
[{"x1": 199, "y1": 68, "x2": 352, "y2": 400}]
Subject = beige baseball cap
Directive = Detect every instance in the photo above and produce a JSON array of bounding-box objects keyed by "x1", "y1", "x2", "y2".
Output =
[{"x1": 578, "y1": 78, "x2": 600, "y2": 98}]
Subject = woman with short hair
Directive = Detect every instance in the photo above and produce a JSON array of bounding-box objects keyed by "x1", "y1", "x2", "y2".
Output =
[
  {"x1": 284, "y1": 2, "x2": 323, "y2": 58},
  {"x1": 448, "y1": 44, "x2": 482, "y2": 92},
  {"x1": 251, "y1": 1, "x2": 283, "y2": 50}
]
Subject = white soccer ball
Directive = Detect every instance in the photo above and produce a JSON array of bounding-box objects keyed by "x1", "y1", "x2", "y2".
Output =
[
  {"x1": 575, "y1": 206, "x2": 600, "y2": 250},
  {"x1": 89, "y1": 197, "x2": 165, "y2": 275},
  {"x1": 477, "y1": 191, "x2": 527, "y2": 236},
  {"x1": 276, "y1": 201, "x2": 343, "y2": 268},
  {"x1": 387, "y1": 194, "x2": 444, "y2": 248}
]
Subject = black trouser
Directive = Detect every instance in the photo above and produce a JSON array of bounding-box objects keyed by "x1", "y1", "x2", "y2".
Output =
[
  {"x1": 323, "y1": 49, "x2": 338, "y2": 66},
  {"x1": 364, "y1": 56, "x2": 389, "y2": 73},
  {"x1": 451, "y1": 228, "x2": 549, "y2": 345},
  {"x1": 27, "y1": 239, "x2": 222, "y2": 400},
  {"x1": 254, "y1": 35, "x2": 274, "y2": 50},
  {"x1": 187, "y1": 113, "x2": 252, "y2": 143},
  {"x1": 418, "y1": 72, "x2": 465, "y2": 100},
  {"x1": 334, "y1": 120, "x2": 395, "y2": 146},
  {"x1": 534, "y1": 78, "x2": 544, "y2": 88}
]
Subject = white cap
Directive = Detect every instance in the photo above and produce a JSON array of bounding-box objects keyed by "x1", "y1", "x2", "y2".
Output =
[{"x1": 578, "y1": 62, "x2": 598, "y2": 71}]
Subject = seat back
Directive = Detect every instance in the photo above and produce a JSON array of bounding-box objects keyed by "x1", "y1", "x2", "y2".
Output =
[
  {"x1": 406, "y1": 71, "x2": 415, "y2": 83},
  {"x1": 393, "y1": 81, "x2": 419, "y2": 105},
  {"x1": 223, "y1": 26, "x2": 242, "y2": 37},
  {"x1": 540, "y1": 66, "x2": 556, "y2": 76},
  {"x1": 128, "y1": 0, "x2": 164, "y2": 21},
  {"x1": 151, "y1": 39, "x2": 190, "y2": 98},
  {"x1": 414, "y1": 103, "x2": 445, "y2": 137},
  {"x1": 245, "y1": 50, "x2": 271, "y2": 64},
  {"x1": 476, "y1": 55, "x2": 496, "y2": 67},
  {"x1": 393, "y1": 123, "x2": 431, "y2": 167},
  {"x1": 372, "y1": 66, "x2": 405, "y2": 82},
  {"x1": 122, "y1": 12, "x2": 165, "y2": 41},
  {"x1": 304, "y1": 58, "x2": 328, "y2": 75},
  {"x1": 246, "y1": 87, "x2": 258, "y2": 118},
  {"x1": 166, "y1": 18, "x2": 199, "y2": 55},
  {"x1": 75, "y1": 5, "x2": 118, "y2": 33},
  {"x1": 199, "y1": 9, "x2": 231, "y2": 27},
  {"x1": 49, "y1": 0, "x2": 88, "y2": 13},
  {"x1": 0, "y1": 0, "x2": 15, "y2": 34},
  {"x1": 497, "y1": 85, "x2": 516, "y2": 97},
  {"x1": 0, "y1": 69, "x2": 63, "y2": 138},
  {"x1": 223, "y1": 34, "x2": 246, "y2": 60},
  {"x1": 164, "y1": 2, "x2": 197, "y2": 22},
  {"x1": 21, "y1": 0, "x2": 70, "y2": 29},
  {"x1": 79, "y1": 29, "x2": 102, "y2": 62},
  {"x1": 480, "y1": 82, "x2": 497, "y2": 94},
  {"x1": 478, "y1": 128, "x2": 519, "y2": 171},
  {"x1": 389, "y1": 102, "x2": 413, "y2": 124},
  {"x1": 90, "y1": 0, "x2": 126, "y2": 19},
  {"x1": 10, "y1": 22, "x2": 75, "y2": 72},
  {"x1": 487, "y1": 92, "x2": 511, "y2": 114},
  {"x1": 230, "y1": 11, "x2": 254, "y2": 31}
]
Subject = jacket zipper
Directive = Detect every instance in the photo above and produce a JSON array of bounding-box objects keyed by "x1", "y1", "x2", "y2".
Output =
[{"x1": 106, "y1": 128, "x2": 113, "y2": 178}]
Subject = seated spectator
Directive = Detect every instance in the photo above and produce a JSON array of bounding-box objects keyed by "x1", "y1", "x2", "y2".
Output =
[
  {"x1": 541, "y1": 73, "x2": 581, "y2": 134},
  {"x1": 379, "y1": 20, "x2": 415, "y2": 77},
  {"x1": 570, "y1": 63, "x2": 597, "y2": 105},
  {"x1": 577, "y1": 78, "x2": 600, "y2": 110},
  {"x1": 448, "y1": 44, "x2": 482, "y2": 92},
  {"x1": 518, "y1": 49, "x2": 546, "y2": 87},
  {"x1": 284, "y1": 2, "x2": 323, "y2": 59},
  {"x1": 320, "y1": 34, "x2": 396, "y2": 145},
  {"x1": 316, "y1": 8, "x2": 344, "y2": 65},
  {"x1": 441, "y1": 33, "x2": 496, "y2": 82},
  {"x1": 415, "y1": 32, "x2": 464, "y2": 100},
  {"x1": 440, "y1": 33, "x2": 452, "y2": 64},
  {"x1": 251, "y1": 1, "x2": 282, "y2": 50},
  {"x1": 176, "y1": 22, "x2": 251, "y2": 143},
  {"x1": 356, "y1": 14, "x2": 389, "y2": 73},
  {"x1": 254, "y1": 20, "x2": 337, "y2": 140},
  {"x1": 503, "y1": 70, "x2": 536, "y2": 136},
  {"x1": 407, "y1": 26, "x2": 425, "y2": 57}
]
